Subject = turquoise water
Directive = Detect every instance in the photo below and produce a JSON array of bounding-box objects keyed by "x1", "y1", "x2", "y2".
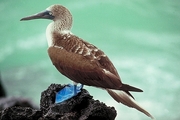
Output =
[{"x1": 0, "y1": 0, "x2": 180, "y2": 119}]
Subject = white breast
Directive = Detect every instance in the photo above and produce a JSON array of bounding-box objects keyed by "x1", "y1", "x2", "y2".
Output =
[{"x1": 46, "y1": 22, "x2": 54, "y2": 47}]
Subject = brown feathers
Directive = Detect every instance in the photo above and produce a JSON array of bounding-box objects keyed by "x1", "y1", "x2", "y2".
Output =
[{"x1": 48, "y1": 33, "x2": 123, "y2": 89}]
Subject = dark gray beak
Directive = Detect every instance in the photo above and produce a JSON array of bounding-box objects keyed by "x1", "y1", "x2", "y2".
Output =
[{"x1": 20, "y1": 10, "x2": 54, "y2": 21}]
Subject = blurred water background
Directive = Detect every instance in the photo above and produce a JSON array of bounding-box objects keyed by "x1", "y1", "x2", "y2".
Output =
[{"x1": 0, "y1": 0, "x2": 180, "y2": 119}]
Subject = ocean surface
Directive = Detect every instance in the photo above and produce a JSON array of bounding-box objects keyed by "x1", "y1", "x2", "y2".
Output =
[{"x1": 0, "y1": 0, "x2": 180, "y2": 119}]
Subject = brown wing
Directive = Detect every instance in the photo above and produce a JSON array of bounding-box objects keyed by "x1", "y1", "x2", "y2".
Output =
[
  {"x1": 48, "y1": 34, "x2": 122, "y2": 89},
  {"x1": 82, "y1": 40, "x2": 120, "y2": 78}
]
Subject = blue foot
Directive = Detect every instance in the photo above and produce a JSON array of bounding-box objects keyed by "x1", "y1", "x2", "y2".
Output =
[{"x1": 55, "y1": 84, "x2": 83, "y2": 103}]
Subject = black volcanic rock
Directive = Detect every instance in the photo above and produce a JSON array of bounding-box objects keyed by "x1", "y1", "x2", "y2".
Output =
[
  {"x1": 0, "y1": 106, "x2": 41, "y2": 120},
  {"x1": 0, "y1": 75, "x2": 6, "y2": 97},
  {"x1": 0, "y1": 84, "x2": 117, "y2": 120},
  {"x1": 40, "y1": 84, "x2": 116, "y2": 120},
  {"x1": 0, "y1": 97, "x2": 38, "y2": 111}
]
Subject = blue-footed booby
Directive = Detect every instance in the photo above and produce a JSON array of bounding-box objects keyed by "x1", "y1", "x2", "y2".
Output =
[{"x1": 20, "y1": 4, "x2": 154, "y2": 119}]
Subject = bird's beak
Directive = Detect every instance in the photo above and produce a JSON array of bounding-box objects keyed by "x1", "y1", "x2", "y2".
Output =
[{"x1": 20, "y1": 10, "x2": 54, "y2": 21}]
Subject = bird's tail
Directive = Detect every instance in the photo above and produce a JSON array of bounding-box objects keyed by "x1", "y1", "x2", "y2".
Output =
[
  {"x1": 106, "y1": 89, "x2": 154, "y2": 119},
  {"x1": 118, "y1": 84, "x2": 143, "y2": 99},
  {"x1": 119, "y1": 83, "x2": 143, "y2": 92}
]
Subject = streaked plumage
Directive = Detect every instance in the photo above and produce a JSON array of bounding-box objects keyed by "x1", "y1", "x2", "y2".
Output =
[{"x1": 21, "y1": 4, "x2": 154, "y2": 119}]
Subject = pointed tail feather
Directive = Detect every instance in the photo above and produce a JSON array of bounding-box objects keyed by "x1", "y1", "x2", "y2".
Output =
[
  {"x1": 119, "y1": 84, "x2": 143, "y2": 99},
  {"x1": 120, "y1": 84, "x2": 143, "y2": 92},
  {"x1": 107, "y1": 89, "x2": 154, "y2": 119}
]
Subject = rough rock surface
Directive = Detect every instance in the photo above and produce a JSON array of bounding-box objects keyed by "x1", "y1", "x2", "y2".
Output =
[
  {"x1": 0, "y1": 97, "x2": 38, "y2": 111},
  {"x1": 0, "y1": 106, "x2": 41, "y2": 120},
  {"x1": 0, "y1": 84, "x2": 117, "y2": 120}
]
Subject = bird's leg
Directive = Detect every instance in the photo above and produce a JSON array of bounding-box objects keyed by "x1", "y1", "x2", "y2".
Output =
[
  {"x1": 55, "y1": 83, "x2": 83, "y2": 103},
  {"x1": 72, "y1": 82, "x2": 83, "y2": 93},
  {"x1": 72, "y1": 82, "x2": 84, "y2": 95},
  {"x1": 80, "y1": 84, "x2": 84, "y2": 90},
  {"x1": 73, "y1": 84, "x2": 77, "y2": 95},
  {"x1": 73, "y1": 82, "x2": 78, "y2": 95}
]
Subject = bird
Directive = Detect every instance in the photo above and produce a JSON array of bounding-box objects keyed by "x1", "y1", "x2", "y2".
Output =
[{"x1": 20, "y1": 4, "x2": 154, "y2": 119}]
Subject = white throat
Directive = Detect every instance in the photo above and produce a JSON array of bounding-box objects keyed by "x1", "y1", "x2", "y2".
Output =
[
  {"x1": 46, "y1": 22, "x2": 54, "y2": 47},
  {"x1": 46, "y1": 22, "x2": 72, "y2": 47}
]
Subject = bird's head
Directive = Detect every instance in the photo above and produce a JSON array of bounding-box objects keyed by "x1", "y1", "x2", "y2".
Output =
[{"x1": 20, "y1": 4, "x2": 73, "y2": 30}]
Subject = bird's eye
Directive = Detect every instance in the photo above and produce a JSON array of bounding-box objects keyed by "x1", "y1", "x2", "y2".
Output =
[{"x1": 49, "y1": 12, "x2": 53, "y2": 16}]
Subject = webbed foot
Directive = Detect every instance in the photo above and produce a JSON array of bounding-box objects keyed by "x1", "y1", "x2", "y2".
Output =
[{"x1": 55, "y1": 84, "x2": 83, "y2": 103}]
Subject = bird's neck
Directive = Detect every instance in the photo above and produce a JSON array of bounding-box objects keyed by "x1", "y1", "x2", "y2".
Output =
[{"x1": 46, "y1": 21, "x2": 72, "y2": 47}]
